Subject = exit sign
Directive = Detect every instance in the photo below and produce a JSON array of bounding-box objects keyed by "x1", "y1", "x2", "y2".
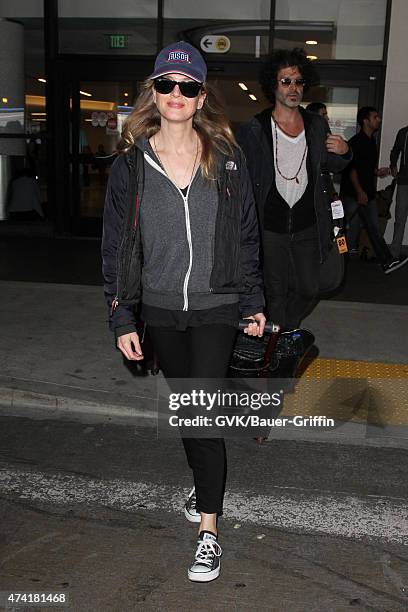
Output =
[{"x1": 110, "y1": 35, "x2": 127, "y2": 49}]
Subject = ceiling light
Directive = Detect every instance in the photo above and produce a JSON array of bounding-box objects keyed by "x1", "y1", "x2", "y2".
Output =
[
  {"x1": 307, "y1": 55, "x2": 318, "y2": 60},
  {"x1": 249, "y1": 94, "x2": 257, "y2": 101},
  {"x1": 124, "y1": 92, "x2": 129, "y2": 97},
  {"x1": 306, "y1": 40, "x2": 318, "y2": 45},
  {"x1": 238, "y1": 82, "x2": 248, "y2": 91},
  {"x1": 80, "y1": 90, "x2": 92, "y2": 97},
  {"x1": 31, "y1": 112, "x2": 46, "y2": 116},
  {"x1": 2, "y1": 97, "x2": 8, "y2": 103},
  {"x1": 123, "y1": 102, "x2": 128, "y2": 106},
  {"x1": 38, "y1": 78, "x2": 46, "y2": 83}
]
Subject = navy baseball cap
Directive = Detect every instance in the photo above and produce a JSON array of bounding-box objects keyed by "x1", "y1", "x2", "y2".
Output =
[{"x1": 149, "y1": 41, "x2": 207, "y2": 83}]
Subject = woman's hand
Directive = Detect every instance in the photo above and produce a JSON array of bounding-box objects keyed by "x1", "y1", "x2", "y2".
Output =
[
  {"x1": 243, "y1": 313, "x2": 266, "y2": 337},
  {"x1": 117, "y1": 332, "x2": 144, "y2": 361}
]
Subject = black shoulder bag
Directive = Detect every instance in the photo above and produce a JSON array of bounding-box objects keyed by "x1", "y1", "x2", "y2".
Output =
[{"x1": 318, "y1": 169, "x2": 345, "y2": 295}]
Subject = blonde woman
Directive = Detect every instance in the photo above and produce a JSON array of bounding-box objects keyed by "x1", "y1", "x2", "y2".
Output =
[{"x1": 102, "y1": 41, "x2": 265, "y2": 582}]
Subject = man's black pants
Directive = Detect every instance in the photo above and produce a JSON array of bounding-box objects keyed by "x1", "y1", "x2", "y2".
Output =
[
  {"x1": 148, "y1": 324, "x2": 237, "y2": 515},
  {"x1": 263, "y1": 225, "x2": 321, "y2": 330}
]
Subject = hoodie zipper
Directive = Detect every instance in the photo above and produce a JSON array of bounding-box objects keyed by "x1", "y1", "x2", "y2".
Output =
[{"x1": 144, "y1": 151, "x2": 194, "y2": 311}]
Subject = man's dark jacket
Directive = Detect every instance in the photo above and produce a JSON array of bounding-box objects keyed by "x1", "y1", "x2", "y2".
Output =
[{"x1": 236, "y1": 106, "x2": 352, "y2": 262}]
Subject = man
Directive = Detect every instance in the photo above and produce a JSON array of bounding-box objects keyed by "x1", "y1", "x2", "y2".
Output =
[
  {"x1": 390, "y1": 124, "x2": 408, "y2": 259},
  {"x1": 306, "y1": 101, "x2": 329, "y2": 123},
  {"x1": 340, "y1": 107, "x2": 408, "y2": 273},
  {"x1": 237, "y1": 48, "x2": 351, "y2": 373}
]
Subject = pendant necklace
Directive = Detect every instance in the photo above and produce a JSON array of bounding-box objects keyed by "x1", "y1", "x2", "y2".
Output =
[
  {"x1": 272, "y1": 115, "x2": 307, "y2": 184},
  {"x1": 153, "y1": 133, "x2": 200, "y2": 191}
]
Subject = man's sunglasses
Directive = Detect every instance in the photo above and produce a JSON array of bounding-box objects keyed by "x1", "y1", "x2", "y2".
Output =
[
  {"x1": 279, "y1": 78, "x2": 307, "y2": 87},
  {"x1": 153, "y1": 78, "x2": 203, "y2": 98}
]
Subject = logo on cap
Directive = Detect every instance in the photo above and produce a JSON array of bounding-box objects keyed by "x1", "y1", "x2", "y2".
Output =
[{"x1": 167, "y1": 50, "x2": 191, "y2": 63}]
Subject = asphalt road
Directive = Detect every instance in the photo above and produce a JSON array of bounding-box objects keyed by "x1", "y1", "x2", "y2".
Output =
[{"x1": 1, "y1": 413, "x2": 408, "y2": 612}]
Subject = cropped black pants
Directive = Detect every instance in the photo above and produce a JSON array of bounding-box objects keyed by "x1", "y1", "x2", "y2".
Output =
[{"x1": 148, "y1": 323, "x2": 237, "y2": 515}]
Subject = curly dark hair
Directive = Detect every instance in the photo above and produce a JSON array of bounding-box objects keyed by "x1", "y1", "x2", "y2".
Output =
[{"x1": 259, "y1": 48, "x2": 319, "y2": 104}]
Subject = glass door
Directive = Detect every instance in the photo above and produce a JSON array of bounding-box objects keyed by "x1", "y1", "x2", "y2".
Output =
[
  {"x1": 67, "y1": 61, "x2": 382, "y2": 235},
  {"x1": 76, "y1": 81, "x2": 135, "y2": 224}
]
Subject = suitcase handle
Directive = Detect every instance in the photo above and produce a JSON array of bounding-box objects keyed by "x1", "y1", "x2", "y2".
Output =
[{"x1": 237, "y1": 319, "x2": 280, "y2": 334}]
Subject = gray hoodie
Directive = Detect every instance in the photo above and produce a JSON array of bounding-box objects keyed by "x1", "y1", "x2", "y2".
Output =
[{"x1": 138, "y1": 138, "x2": 238, "y2": 311}]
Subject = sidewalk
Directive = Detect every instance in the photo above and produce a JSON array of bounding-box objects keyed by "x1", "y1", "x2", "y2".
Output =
[{"x1": 0, "y1": 280, "x2": 407, "y2": 447}]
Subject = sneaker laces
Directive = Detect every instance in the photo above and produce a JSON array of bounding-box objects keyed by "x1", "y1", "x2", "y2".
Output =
[{"x1": 194, "y1": 538, "x2": 222, "y2": 568}]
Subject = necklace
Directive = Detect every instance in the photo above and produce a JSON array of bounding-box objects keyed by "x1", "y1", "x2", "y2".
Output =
[
  {"x1": 272, "y1": 116, "x2": 307, "y2": 184},
  {"x1": 153, "y1": 133, "x2": 200, "y2": 191}
]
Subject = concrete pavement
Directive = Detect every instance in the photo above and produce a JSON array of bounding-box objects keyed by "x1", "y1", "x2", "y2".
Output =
[
  {"x1": 0, "y1": 280, "x2": 407, "y2": 445},
  {"x1": 1, "y1": 280, "x2": 408, "y2": 610}
]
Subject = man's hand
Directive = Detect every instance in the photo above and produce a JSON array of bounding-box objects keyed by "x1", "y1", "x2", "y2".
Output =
[
  {"x1": 357, "y1": 189, "x2": 369, "y2": 205},
  {"x1": 243, "y1": 313, "x2": 266, "y2": 337},
  {"x1": 326, "y1": 135, "x2": 349, "y2": 155},
  {"x1": 117, "y1": 331, "x2": 144, "y2": 361}
]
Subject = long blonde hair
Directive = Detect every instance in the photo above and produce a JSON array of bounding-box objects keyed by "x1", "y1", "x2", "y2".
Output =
[{"x1": 117, "y1": 79, "x2": 237, "y2": 179}]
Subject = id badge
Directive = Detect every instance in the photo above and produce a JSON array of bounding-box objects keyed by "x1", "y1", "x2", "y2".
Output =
[
  {"x1": 331, "y1": 199, "x2": 344, "y2": 220},
  {"x1": 336, "y1": 234, "x2": 348, "y2": 254}
]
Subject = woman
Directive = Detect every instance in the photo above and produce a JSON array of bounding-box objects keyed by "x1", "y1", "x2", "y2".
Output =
[{"x1": 102, "y1": 41, "x2": 265, "y2": 582}]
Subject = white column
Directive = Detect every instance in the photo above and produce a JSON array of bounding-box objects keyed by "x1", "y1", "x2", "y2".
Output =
[{"x1": 379, "y1": 0, "x2": 408, "y2": 245}]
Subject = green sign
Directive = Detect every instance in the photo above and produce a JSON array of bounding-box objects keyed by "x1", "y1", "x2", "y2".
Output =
[{"x1": 110, "y1": 35, "x2": 127, "y2": 49}]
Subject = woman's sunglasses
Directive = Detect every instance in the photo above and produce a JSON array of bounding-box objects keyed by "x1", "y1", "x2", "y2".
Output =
[
  {"x1": 153, "y1": 78, "x2": 203, "y2": 98},
  {"x1": 279, "y1": 78, "x2": 307, "y2": 87}
]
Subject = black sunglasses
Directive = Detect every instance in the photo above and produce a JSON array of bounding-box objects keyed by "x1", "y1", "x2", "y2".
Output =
[
  {"x1": 153, "y1": 78, "x2": 203, "y2": 98},
  {"x1": 279, "y1": 77, "x2": 307, "y2": 87}
]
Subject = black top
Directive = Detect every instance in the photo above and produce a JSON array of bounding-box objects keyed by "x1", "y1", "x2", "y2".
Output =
[
  {"x1": 141, "y1": 302, "x2": 239, "y2": 331},
  {"x1": 340, "y1": 130, "x2": 378, "y2": 200},
  {"x1": 264, "y1": 152, "x2": 315, "y2": 233}
]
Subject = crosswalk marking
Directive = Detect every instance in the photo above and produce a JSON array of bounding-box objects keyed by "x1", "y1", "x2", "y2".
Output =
[{"x1": 0, "y1": 466, "x2": 407, "y2": 545}]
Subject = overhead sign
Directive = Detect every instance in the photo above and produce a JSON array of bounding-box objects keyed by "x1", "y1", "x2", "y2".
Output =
[{"x1": 200, "y1": 35, "x2": 231, "y2": 54}]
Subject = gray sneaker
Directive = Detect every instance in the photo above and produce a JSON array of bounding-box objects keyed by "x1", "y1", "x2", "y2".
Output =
[
  {"x1": 188, "y1": 531, "x2": 222, "y2": 582},
  {"x1": 184, "y1": 487, "x2": 201, "y2": 523}
]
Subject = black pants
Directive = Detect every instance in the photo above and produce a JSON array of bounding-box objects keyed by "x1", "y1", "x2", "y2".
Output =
[
  {"x1": 263, "y1": 225, "x2": 320, "y2": 329},
  {"x1": 148, "y1": 323, "x2": 237, "y2": 514},
  {"x1": 343, "y1": 196, "x2": 393, "y2": 265}
]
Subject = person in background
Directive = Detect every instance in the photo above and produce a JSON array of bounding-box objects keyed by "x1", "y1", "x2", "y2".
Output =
[
  {"x1": 8, "y1": 168, "x2": 44, "y2": 220},
  {"x1": 237, "y1": 48, "x2": 350, "y2": 376},
  {"x1": 102, "y1": 41, "x2": 265, "y2": 583},
  {"x1": 340, "y1": 106, "x2": 408, "y2": 273},
  {"x1": 389, "y1": 124, "x2": 408, "y2": 259},
  {"x1": 306, "y1": 101, "x2": 329, "y2": 123}
]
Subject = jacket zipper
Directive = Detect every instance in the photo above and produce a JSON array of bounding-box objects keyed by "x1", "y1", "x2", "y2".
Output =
[
  {"x1": 113, "y1": 176, "x2": 140, "y2": 312},
  {"x1": 181, "y1": 189, "x2": 193, "y2": 311}
]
